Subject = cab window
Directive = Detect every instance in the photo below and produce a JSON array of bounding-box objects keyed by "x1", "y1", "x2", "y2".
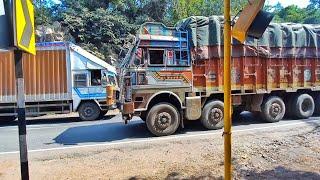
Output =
[
  {"x1": 90, "y1": 70, "x2": 102, "y2": 86},
  {"x1": 74, "y1": 73, "x2": 88, "y2": 87},
  {"x1": 174, "y1": 51, "x2": 189, "y2": 66},
  {"x1": 134, "y1": 48, "x2": 145, "y2": 66},
  {"x1": 149, "y1": 49, "x2": 164, "y2": 65}
]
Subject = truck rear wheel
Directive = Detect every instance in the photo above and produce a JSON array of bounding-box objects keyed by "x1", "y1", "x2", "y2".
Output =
[
  {"x1": 261, "y1": 96, "x2": 285, "y2": 123},
  {"x1": 146, "y1": 103, "x2": 180, "y2": 136},
  {"x1": 291, "y1": 94, "x2": 314, "y2": 119},
  {"x1": 201, "y1": 100, "x2": 224, "y2": 130},
  {"x1": 78, "y1": 101, "x2": 101, "y2": 121}
]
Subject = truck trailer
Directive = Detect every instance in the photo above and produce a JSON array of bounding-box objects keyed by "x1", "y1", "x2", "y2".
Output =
[
  {"x1": 120, "y1": 16, "x2": 320, "y2": 136},
  {"x1": 0, "y1": 42, "x2": 119, "y2": 122}
]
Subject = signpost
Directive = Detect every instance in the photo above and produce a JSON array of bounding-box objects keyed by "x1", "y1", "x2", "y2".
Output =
[
  {"x1": 223, "y1": 1, "x2": 232, "y2": 179},
  {"x1": 11, "y1": 0, "x2": 35, "y2": 179},
  {"x1": 223, "y1": 0, "x2": 273, "y2": 179}
]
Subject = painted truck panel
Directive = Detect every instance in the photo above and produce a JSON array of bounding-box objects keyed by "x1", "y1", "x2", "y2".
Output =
[{"x1": 0, "y1": 49, "x2": 70, "y2": 103}]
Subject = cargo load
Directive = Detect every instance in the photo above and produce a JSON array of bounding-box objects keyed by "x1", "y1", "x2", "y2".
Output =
[{"x1": 177, "y1": 16, "x2": 320, "y2": 58}]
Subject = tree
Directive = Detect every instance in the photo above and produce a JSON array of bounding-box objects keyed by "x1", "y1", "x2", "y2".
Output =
[
  {"x1": 309, "y1": 0, "x2": 320, "y2": 8},
  {"x1": 34, "y1": 0, "x2": 55, "y2": 26},
  {"x1": 277, "y1": 5, "x2": 307, "y2": 23},
  {"x1": 170, "y1": 0, "x2": 246, "y2": 24}
]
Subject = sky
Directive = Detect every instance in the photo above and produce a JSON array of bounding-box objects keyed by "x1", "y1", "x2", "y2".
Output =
[{"x1": 266, "y1": 0, "x2": 311, "y2": 8}]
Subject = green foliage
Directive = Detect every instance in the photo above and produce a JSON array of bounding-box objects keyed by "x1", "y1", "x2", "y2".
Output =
[
  {"x1": 34, "y1": 0, "x2": 55, "y2": 25},
  {"x1": 34, "y1": 0, "x2": 320, "y2": 63},
  {"x1": 268, "y1": 2, "x2": 320, "y2": 24},
  {"x1": 169, "y1": 0, "x2": 246, "y2": 24}
]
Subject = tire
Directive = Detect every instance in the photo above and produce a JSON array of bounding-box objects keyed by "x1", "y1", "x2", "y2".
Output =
[
  {"x1": 78, "y1": 101, "x2": 101, "y2": 121},
  {"x1": 291, "y1": 94, "x2": 315, "y2": 119},
  {"x1": 0, "y1": 116, "x2": 16, "y2": 123},
  {"x1": 261, "y1": 96, "x2": 285, "y2": 123},
  {"x1": 146, "y1": 103, "x2": 180, "y2": 136},
  {"x1": 201, "y1": 100, "x2": 224, "y2": 130}
]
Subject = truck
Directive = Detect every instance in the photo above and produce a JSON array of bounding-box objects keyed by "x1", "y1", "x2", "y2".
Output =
[
  {"x1": 119, "y1": 16, "x2": 320, "y2": 136},
  {"x1": 0, "y1": 41, "x2": 119, "y2": 122}
]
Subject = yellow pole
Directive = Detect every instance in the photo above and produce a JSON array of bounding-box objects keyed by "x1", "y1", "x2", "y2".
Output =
[{"x1": 223, "y1": 0, "x2": 232, "y2": 180}]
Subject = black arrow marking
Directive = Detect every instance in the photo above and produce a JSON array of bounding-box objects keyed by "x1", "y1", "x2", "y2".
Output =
[{"x1": 20, "y1": 0, "x2": 33, "y2": 47}]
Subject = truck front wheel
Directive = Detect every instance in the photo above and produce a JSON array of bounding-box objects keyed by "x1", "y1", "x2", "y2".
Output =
[
  {"x1": 78, "y1": 101, "x2": 101, "y2": 121},
  {"x1": 201, "y1": 100, "x2": 224, "y2": 130},
  {"x1": 146, "y1": 103, "x2": 180, "y2": 136},
  {"x1": 261, "y1": 96, "x2": 285, "y2": 123}
]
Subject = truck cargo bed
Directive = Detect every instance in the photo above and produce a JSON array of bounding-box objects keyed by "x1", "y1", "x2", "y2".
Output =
[{"x1": 0, "y1": 49, "x2": 71, "y2": 103}]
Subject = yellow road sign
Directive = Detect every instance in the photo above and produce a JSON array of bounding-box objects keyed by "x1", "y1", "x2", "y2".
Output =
[
  {"x1": 14, "y1": 0, "x2": 35, "y2": 55},
  {"x1": 232, "y1": 0, "x2": 265, "y2": 43}
]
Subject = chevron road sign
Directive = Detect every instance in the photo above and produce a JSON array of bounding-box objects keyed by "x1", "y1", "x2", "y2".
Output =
[{"x1": 13, "y1": 0, "x2": 35, "y2": 55}]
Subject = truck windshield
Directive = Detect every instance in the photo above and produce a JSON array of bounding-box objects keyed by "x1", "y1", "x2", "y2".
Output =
[
  {"x1": 108, "y1": 75, "x2": 117, "y2": 86},
  {"x1": 101, "y1": 72, "x2": 109, "y2": 87}
]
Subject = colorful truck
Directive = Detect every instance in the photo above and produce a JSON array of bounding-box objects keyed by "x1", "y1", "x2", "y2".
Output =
[
  {"x1": 119, "y1": 16, "x2": 320, "y2": 136},
  {"x1": 0, "y1": 42, "x2": 119, "y2": 122}
]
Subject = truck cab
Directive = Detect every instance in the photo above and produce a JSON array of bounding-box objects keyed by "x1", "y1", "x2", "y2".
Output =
[
  {"x1": 68, "y1": 43, "x2": 119, "y2": 121},
  {"x1": 119, "y1": 23, "x2": 195, "y2": 136}
]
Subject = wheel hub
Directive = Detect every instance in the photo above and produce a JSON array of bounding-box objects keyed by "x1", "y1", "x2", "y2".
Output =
[
  {"x1": 270, "y1": 103, "x2": 281, "y2": 117},
  {"x1": 155, "y1": 112, "x2": 172, "y2": 130},
  {"x1": 84, "y1": 107, "x2": 93, "y2": 117},
  {"x1": 302, "y1": 99, "x2": 311, "y2": 112},
  {"x1": 210, "y1": 108, "x2": 223, "y2": 123}
]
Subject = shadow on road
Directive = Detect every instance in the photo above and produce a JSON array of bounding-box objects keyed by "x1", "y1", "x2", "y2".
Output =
[
  {"x1": 0, "y1": 115, "x2": 116, "y2": 127},
  {"x1": 53, "y1": 120, "x2": 152, "y2": 145},
  {"x1": 52, "y1": 112, "x2": 284, "y2": 145}
]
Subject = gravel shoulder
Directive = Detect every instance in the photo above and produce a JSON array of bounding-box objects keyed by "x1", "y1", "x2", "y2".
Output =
[{"x1": 0, "y1": 121, "x2": 319, "y2": 180}]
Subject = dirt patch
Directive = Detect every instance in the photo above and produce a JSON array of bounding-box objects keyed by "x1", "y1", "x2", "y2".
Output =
[{"x1": 0, "y1": 122, "x2": 319, "y2": 179}]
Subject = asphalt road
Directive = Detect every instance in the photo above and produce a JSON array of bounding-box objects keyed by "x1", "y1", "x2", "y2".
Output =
[{"x1": 0, "y1": 112, "x2": 319, "y2": 154}]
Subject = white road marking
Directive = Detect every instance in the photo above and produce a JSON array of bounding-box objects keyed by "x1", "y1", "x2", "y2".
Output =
[{"x1": 0, "y1": 119, "x2": 318, "y2": 156}]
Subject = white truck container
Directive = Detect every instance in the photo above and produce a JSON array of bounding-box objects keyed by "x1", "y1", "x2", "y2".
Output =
[{"x1": 0, "y1": 42, "x2": 119, "y2": 122}]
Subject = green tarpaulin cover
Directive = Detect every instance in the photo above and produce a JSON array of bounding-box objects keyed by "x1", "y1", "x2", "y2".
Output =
[{"x1": 177, "y1": 16, "x2": 320, "y2": 59}]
